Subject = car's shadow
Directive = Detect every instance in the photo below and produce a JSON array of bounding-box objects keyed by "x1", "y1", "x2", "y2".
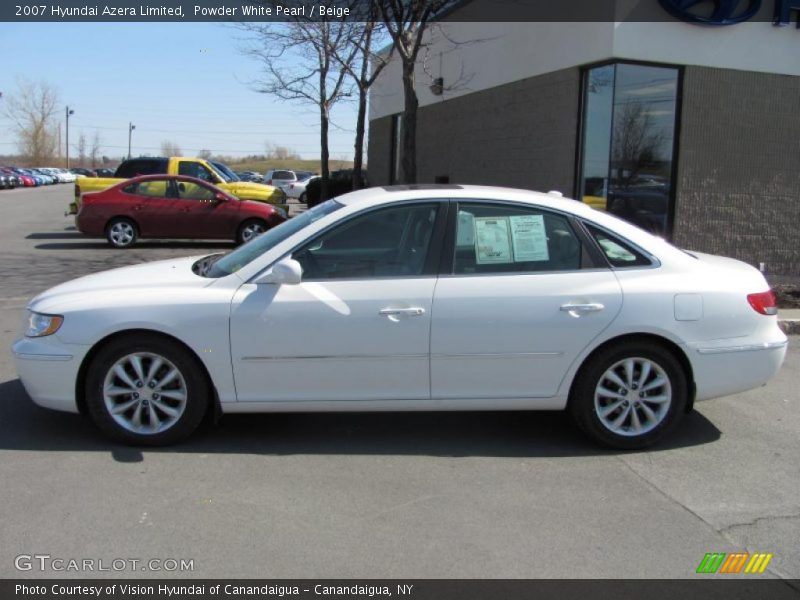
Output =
[
  {"x1": 34, "y1": 241, "x2": 233, "y2": 251},
  {"x1": 0, "y1": 379, "x2": 722, "y2": 461},
  {"x1": 25, "y1": 232, "x2": 85, "y2": 240}
]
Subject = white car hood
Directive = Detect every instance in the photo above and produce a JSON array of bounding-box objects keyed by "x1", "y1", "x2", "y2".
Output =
[{"x1": 29, "y1": 256, "x2": 212, "y2": 313}]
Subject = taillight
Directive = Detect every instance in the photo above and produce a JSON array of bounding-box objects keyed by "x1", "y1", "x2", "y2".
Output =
[
  {"x1": 747, "y1": 291, "x2": 777, "y2": 316},
  {"x1": 266, "y1": 179, "x2": 272, "y2": 185}
]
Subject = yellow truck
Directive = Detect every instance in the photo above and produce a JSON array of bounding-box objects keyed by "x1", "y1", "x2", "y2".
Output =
[{"x1": 68, "y1": 156, "x2": 285, "y2": 215}]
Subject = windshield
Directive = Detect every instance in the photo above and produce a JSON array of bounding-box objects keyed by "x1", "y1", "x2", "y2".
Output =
[
  {"x1": 205, "y1": 200, "x2": 344, "y2": 278},
  {"x1": 210, "y1": 161, "x2": 240, "y2": 182}
]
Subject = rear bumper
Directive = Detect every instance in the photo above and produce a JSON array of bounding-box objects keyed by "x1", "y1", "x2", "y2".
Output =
[{"x1": 689, "y1": 333, "x2": 788, "y2": 401}]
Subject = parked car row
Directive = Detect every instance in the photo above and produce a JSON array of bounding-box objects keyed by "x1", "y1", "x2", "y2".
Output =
[
  {"x1": 0, "y1": 166, "x2": 78, "y2": 188},
  {"x1": 235, "y1": 171, "x2": 264, "y2": 183}
]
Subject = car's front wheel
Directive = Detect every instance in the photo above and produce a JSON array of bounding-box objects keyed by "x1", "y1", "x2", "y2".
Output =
[
  {"x1": 106, "y1": 218, "x2": 138, "y2": 248},
  {"x1": 569, "y1": 341, "x2": 688, "y2": 449},
  {"x1": 85, "y1": 334, "x2": 210, "y2": 445}
]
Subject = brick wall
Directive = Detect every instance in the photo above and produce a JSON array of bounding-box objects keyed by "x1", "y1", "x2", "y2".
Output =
[
  {"x1": 368, "y1": 67, "x2": 580, "y2": 195},
  {"x1": 673, "y1": 66, "x2": 800, "y2": 275}
]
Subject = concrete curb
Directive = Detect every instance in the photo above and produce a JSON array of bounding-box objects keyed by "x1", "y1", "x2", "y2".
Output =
[{"x1": 779, "y1": 319, "x2": 800, "y2": 335}]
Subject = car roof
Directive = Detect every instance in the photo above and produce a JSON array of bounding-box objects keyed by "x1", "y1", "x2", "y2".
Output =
[
  {"x1": 336, "y1": 184, "x2": 592, "y2": 213},
  {"x1": 334, "y1": 184, "x2": 679, "y2": 256}
]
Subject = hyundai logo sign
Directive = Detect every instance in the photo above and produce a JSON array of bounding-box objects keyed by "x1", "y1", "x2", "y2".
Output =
[{"x1": 658, "y1": 0, "x2": 762, "y2": 25}]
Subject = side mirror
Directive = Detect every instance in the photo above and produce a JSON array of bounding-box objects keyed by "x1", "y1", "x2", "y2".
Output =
[
  {"x1": 213, "y1": 191, "x2": 228, "y2": 203},
  {"x1": 254, "y1": 257, "x2": 302, "y2": 286}
]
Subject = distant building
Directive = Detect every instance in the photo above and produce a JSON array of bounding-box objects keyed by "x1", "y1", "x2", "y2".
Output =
[{"x1": 368, "y1": 1, "x2": 800, "y2": 275}]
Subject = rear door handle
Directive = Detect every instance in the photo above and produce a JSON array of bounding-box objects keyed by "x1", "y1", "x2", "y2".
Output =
[
  {"x1": 560, "y1": 303, "x2": 605, "y2": 315},
  {"x1": 380, "y1": 307, "x2": 426, "y2": 316}
]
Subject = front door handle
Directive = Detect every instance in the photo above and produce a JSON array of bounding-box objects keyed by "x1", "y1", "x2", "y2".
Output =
[
  {"x1": 379, "y1": 307, "x2": 426, "y2": 317},
  {"x1": 560, "y1": 302, "x2": 605, "y2": 316}
]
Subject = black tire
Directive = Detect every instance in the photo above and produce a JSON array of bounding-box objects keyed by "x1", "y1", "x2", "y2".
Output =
[
  {"x1": 85, "y1": 333, "x2": 210, "y2": 446},
  {"x1": 105, "y1": 217, "x2": 138, "y2": 248},
  {"x1": 236, "y1": 218, "x2": 268, "y2": 245},
  {"x1": 299, "y1": 192, "x2": 307, "y2": 204},
  {"x1": 569, "y1": 341, "x2": 688, "y2": 450}
]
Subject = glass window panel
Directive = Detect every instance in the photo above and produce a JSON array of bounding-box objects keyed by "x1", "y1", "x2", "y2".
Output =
[
  {"x1": 133, "y1": 179, "x2": 169, "y2": 198},
  {"x1": 453, "y1": 203, "x2": 582, "y2": 275},
  {"x1": 293, "y1": 203, "x2": 439, "y2": 280},
  {"x1": 579, "y1": 65, "x2": 615, "y2": 212},
  {"x1": 579, "y1": 63, "x2": 679, "y2": 237},
  {"x1": 177, "y1": 181, "x2": 215, "y2": 201}
]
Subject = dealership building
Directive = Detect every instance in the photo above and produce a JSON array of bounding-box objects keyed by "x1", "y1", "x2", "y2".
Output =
[{"x1": 367, "y1": 0, "x2": 800, "y2": 275}]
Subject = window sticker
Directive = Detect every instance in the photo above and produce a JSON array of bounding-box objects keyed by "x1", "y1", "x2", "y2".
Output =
[
  {"x1": 509, "y1": 214, "x2": 549, "y2": 262},
  {"x1": 474, "y1": 217, "x2": 513, "y2": 264},
  {"x1": 456, "y1": 210, "x2": 475, "y2": 247}
]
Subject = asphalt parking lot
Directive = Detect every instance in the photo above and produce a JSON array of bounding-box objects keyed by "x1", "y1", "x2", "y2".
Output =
[{"x1": 0, "y1": 184, "x2": 798, "y2": 580}]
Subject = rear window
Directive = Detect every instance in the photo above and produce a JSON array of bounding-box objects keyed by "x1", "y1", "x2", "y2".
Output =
[
  {"x1": 115, "y1": 159, "x2": 167, "y2": 179},
  {"x1": 273, "y1": 170, "x2": 294, "y2": 180},
  {"x1": 585, "y1": 224, "x2": 653, "y2": 268}
]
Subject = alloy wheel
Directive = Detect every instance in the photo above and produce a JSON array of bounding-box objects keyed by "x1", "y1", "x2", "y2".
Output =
[
  {"x1": 241, "y1": 222, "x2": 265, "y2": 242},
  {"x1": 102, "y1": 352, "x2": 188, "y2": 434},
  {"x1": 109, "y1": 221, "x2": 135, "y2": 247},
  {"x1": 593, "y1": 357, "x2": 672, "y2": 437}
]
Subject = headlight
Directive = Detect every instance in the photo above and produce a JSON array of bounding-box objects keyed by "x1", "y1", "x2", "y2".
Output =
[{"x1": 26, "y1": 312, "x2": 64, "y2": 337}]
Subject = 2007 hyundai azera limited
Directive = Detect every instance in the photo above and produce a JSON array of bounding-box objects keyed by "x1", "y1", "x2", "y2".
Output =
[{"x1": 12, "y1": 185, "x2": 788, "y2": 448}]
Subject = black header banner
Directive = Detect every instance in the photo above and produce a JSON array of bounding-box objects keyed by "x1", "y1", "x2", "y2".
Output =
[
  {"x1": 3, "y1": 579, "x2": 800, "y2": 600},
  {"x1": 2, "y1": 0, "x2": 798, "y2": 23}
]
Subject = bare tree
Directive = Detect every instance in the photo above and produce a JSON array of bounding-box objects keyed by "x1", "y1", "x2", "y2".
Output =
[
  {"x1": 611, "y1": 101, "x2": 667, "y2": 189},
  {"x1": 328, "y1": 11, "x2": 391, "y2": 189},
  {"x1": 1, "y1": 78, "x2": 60, "y2": 165},
  {"x1": 89, "y1": 132, "x2": 102, "y2": 167},
  {"x1": 198, "y1": 148, "x2": 212, "y2": 160},
  {"x1": 239, "y1": 8, "x2": 358, "y2": 201},
  {"x1": 160, "y1": 140, "x2": 183, "y2": 156},
  {"x1": 373, "y1": 0, "x2": 459, "y2": 183},
  {"x1": 75, "y1": 132, "x2": 87, "y2": 166}
]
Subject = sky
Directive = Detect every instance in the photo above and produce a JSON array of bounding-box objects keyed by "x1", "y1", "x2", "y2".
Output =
[{"x1": 0, "y1": 22, "x2": 360, "y2": 162}]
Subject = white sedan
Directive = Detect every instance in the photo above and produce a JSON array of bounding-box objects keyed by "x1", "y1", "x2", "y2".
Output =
[
  {"x1": 12, "y1": 186, "x2": 787, "y2": 448},
  {"x1": 283, "y1": 174, "x2": 319, "y2": 202}
]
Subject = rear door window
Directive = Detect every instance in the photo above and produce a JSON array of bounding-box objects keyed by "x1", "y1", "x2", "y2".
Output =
[{"x1": 452, "y1": 203, "x2": 584, "y2": 274}]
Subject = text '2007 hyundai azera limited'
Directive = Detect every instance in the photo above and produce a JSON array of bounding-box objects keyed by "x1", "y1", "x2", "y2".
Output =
[{"x1": 12, "y1": 185, "x2": 787, "y2": 448}]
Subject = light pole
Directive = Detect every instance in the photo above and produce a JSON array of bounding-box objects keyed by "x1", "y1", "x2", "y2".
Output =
[
  {"x1": 65, "y1": 106, "x2": 75, "y2": 168},
  {"x1": 128, "y1": 122, "x2": 136, "y2": 159}
]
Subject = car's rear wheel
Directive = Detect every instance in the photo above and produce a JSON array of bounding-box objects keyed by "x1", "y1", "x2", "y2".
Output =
[
  {"x1": 85, "y1": 334, "x2": 210, "y2": 446},
  {"x1": 569, "y1": 341, "x2": 688, "y2": 449},
  {"x1": 106, "y1": 218, "x2": 138, "y2": 248},
  {"x1": 236, "y1": 218, "x2": 267, "y2": 245},
  {"x1": 299, "y1": 192, "x2": 307, "y2": 204}
]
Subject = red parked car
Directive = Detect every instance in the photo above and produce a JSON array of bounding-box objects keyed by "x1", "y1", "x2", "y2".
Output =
[{"x1": 76, "y1": 174, "x2": 287, "y2": 248}]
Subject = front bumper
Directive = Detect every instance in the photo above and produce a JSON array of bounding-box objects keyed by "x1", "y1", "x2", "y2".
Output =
[{"x1": 12, "y1": 337, "x2": 91, "y2": 413}]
